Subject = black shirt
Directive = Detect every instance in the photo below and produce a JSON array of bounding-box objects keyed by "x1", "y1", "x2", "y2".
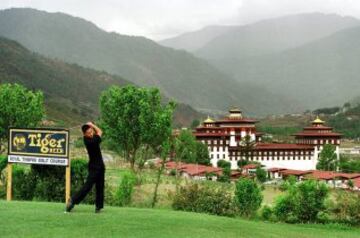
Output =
[{"x1": 84, "y1": 135, "x2": 105, "y2": 170}]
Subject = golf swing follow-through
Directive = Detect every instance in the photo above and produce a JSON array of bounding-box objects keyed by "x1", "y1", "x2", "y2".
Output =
[{"x1": 66, "y1": 122, "x2": 105, "y2": 213}]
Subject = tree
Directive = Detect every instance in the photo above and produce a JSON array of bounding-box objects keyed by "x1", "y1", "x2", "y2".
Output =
[
  {"x1": 100, "y1": 85, "x2": 175, "y2": 170},
  {"x1": 190, "y1": 119, "x2": 200, "y2": 129},
  {"x1": 317, "y1": 144, "x2": 337, "y2": 171},
  {"x1": 175, "y1": 130, "x2": 197, "y2": 163},
  {"x1": 235, "y1": 178, "x2": 263, "y2": 217},
  {"x1": 174, "y1": 129, "x2": 210, "y2": 165},
  {"x1": 0, "y1": 83, "x2": 44, "y2": 153},
  {"x1": 255, "y1": 167, "x2": 267, "y2": 183},
  {"x1": 239, "y1": 134, "x2": 255, "y2": 170},
  {"x1": 274, "y1": 180, "x2": 329, "y2": 223},
  {"x1": 217, "y1": 159, "x2": 231, "y2": 169},
  {"x1": 195, "y1": 142, "x2": 210, "y2": 165}
]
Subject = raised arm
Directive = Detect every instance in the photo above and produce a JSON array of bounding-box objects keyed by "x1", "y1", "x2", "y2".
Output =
[{"x1": 87, "y1": 122, "x2": 103, "y2": 137}]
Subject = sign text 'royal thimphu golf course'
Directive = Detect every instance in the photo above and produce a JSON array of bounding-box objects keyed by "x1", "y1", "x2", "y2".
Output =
[{"x1": 8, "y1": 128, "x2": 69, "y2": 166}]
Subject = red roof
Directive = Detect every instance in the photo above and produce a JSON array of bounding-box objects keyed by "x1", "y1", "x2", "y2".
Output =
[
  {"x1": 194, "y1": 133, "x2": 228, "y2": 137},
  {"x1": 165, "y1": 161, "x2": 187, "y2": 170},
  {"x1": 305, "y1": 171, "x2": 339, "y2": 180},
  {"x1": 280, "y1": 169, "x2": 312, "y2": 176},
  {"x1": 176, "y1": 163, "x2": 222, "y2": 176},
  {"x1": 303, "y1": 126, "x2": 333, "y2": 130},
  {"x1": 352, "y1": 177, "x2": 360, "y2": 188},
  {"x1": 294, "y1": 132, "x2": 342, "y2": 137},
  {"x1": 267, "y1": 167, "x2": 286, "y2": 172},
  {"x1": 336, "y1": 173, "x2": 360, "y2": 179},
  {"x1": 255, "y1": 143, "x2": 314, "y2": 150},
  {"x1": 215, "y1": 118, "x2": 258, "y2": 124},
  {"x1": 304, "y1": 171, "x2": 360, "y2": 180},
  {"x1": 242, "y1": 164, "x2": 260, "y2": 169}
]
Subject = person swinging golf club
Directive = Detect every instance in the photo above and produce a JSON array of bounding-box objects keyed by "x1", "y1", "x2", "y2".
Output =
[{"x1": 66, "y1": 122, "x2": 105, "y2": 213}]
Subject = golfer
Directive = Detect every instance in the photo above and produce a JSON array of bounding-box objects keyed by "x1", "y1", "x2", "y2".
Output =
[{"x1": 66, "y1": 122, "x2": 105, "y2": 213}]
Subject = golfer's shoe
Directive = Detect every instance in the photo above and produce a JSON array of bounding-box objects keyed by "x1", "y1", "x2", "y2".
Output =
[
  {"x1": 65, "y1": 198, "x2": 74, "y2": 212},
  {"x1": 95, "y1": 207, "x2": 102, "y2": 213}
]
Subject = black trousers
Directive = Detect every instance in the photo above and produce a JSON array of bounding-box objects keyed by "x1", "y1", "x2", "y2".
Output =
[{"x1": 72, "y1": 168, "x2": 105, "y2": 209}]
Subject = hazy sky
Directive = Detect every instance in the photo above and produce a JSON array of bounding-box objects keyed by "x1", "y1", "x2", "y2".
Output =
[{"x1": 1, "y1": 0, "x2": 360, "y2": 40}]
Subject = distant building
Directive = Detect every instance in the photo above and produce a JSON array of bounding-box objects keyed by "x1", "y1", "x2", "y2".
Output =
[{"x1": 194, "y1": 108, "x2": 342, "y2": 170}]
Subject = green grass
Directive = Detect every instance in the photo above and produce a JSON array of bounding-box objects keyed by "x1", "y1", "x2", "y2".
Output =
[{"x1": 0, "y1": 201, "x2": 359, "y2": 238}]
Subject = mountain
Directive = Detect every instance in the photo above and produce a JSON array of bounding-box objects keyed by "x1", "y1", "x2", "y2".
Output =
[
  {"x1": 0, "y1": 37, "x2": 205, "y2": 127},
  {"x1": 0, "y1": 8, "x2": 299, "y2": 116},
  {"x1": 160, "y1": 13, "x2": 360, "y2": 112},
  {"x1": 159, "y1": 25, "x2": 235, "y2": 52},
  {"x1": 162, "y1": 13, "x2": 359, "y2": 60},
  {"x1": 228, "y1": 25, "x2": 360, "y2": 110}
]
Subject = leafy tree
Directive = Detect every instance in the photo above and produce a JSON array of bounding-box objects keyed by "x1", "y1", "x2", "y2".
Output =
[
  {"x1": 175, "y1": 129, "x2": 210, "y2": 165},
  {"x1": 218, "y1": 166, "x2": 231, "y2": 183},
  {"x1": 317, "y1": 144, "x2": 337, "y2": 171},
  {"x1": 0, "y1": 83, "x2": 44, "y2": 153},
  {"x1": 234, "y1": 177, "x2": 263, "y2": 217},
  {"x1": 237, "y1": 159, "x2": 249, "y2": 168},
  {"x1": 239, "y1": 135, "x2": 255, "y2": 170},
  {"x1": 195, "y1": 142, "x2": 210, "y2": 165},
  {"x1": 216, "y1": 159, "x2": 231, "y2": 182},
  {"x1": 255, "y1": 167, "x2": 267, "y2": 183},
  {"x1": 339, "y1": 155, "x2": 360, "y2": 173},
  {"x1": 217, "y1": 159, "x2": 231, "y2": 169},
  {"x1": 274, "y1": 180, "x2": 329, "y2": 223},
  {"x1": 190, "y1": 119, "x2": 200, "y2": 129},
  {"x1": 175, "y1": 130, "x2": 197, "y2": 163},
  {"x1": 100, "y1": 85, "x2": 175, "y2": 169}
]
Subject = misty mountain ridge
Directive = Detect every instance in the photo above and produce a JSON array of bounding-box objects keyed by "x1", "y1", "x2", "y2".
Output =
[
  {"x1": 0, "y1": 8, "x2": 298, "y2": 116},
  {"x1": 0, "y1": 36, "x2": 206, "y2": 126},
  {"x1": 160, "y1": 12, "x2": 360, "y2": 111}
]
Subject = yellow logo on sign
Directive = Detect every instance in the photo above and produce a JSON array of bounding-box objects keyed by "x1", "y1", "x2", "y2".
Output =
[{"x1": 13, "y1": 134, "x2": 26, "y2": 151}]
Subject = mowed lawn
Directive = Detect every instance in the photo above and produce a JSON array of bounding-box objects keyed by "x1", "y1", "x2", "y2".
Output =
[{"x1": 0, "y1": 201, "x2": 359, "y2": 238}]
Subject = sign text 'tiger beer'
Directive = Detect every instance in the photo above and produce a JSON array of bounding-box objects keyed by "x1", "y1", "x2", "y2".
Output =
[{"x1": 8, "y1": 128, "x2": 69, "y2": 166}]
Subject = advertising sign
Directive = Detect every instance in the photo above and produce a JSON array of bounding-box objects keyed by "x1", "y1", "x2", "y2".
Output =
[{"x1": 8, "y1": 128, "x2": 69, "y2": 166}]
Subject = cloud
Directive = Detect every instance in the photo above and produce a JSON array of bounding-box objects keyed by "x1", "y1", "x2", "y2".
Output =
[{"x1": 1, "y1": 0, "x2": 360, "y2": 40}]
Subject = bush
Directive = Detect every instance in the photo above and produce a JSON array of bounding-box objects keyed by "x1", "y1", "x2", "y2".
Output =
[
  {"x1": 1, "y1": 158, "x2": 98, "y2": 203},
  {"x1": 330, "y1": 191, "x2": 360, "y2": 225},
  {"x1": 260, "y1": 205, "x2": 274, "y2": 221},
  {"x1": 217, "y1": 160, "x2": 231, "y2": 169},
  {"x1": 172, "y1": 183, "x2": 235, "y2": 217},
  {"x1": 274, "y1": 180, "x2": 328, "y2": 223},
  {"x1": 255, "y1": 167, "x2": 267, "y2": 183},
  {"x1": 0, "y1": 155, "x2": 7, "y2": 172},
  {"x1": 234, "y1": 178, "x2": 263, "y2": 217},
  {"x1": 218, "y1": 166, "x2": 231, "y2": 183},
  {"x1": 114, "y1": 171, "x2": 136, "y2": 206}
]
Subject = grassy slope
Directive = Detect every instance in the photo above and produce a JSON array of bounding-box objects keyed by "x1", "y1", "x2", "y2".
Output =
[{"x1": 0, "y1": 201, "x2": 359, "y2": 238}]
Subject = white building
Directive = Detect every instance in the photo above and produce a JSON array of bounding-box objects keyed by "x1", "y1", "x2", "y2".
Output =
[{"x1": 194, "y1": 108, "x2": 342, "y2": 171}]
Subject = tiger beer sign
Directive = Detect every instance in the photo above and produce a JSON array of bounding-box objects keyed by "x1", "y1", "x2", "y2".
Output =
[{"x1": 8, "y1": 128, "x2": 69, "y2": 166}]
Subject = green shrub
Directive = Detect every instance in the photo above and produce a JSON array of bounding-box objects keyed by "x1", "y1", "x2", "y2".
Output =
[
  {"x1": 1, "y1": 158, "x2": 96, "y2": 203},
  {"x1": 330, "y1": 191, "x2": 360, "y2": 225},
  {"x1": 218, "y1": 166, "x2": 231, "y2": 183},
  {"x1": 255, "y1": 167, "x2": 267, "y2": 183},
  {"x1": 217, "y1": 160, "x2": 231, "y2": 169},
  {"x1": 169, "y1": 169, "x2": 177, "y2": 176},
  {"x1": 260, "y1": 205, "x2": 274, "y2": 221},
  {"x1": 234, "y1": 178, "x2": 263, "y2": 217},
  {"x1": 172, "y1": 183, "x2": 234, "y2": 217},
  {"x1": 114, "y1": 171, "x2": 136, "y2": 206},
  {"x1": 0, "y1": 155, "x2": 7, "y2": 172},
  {"x1": 274, "y1": 180, "x2": 328, "y2": 223}
]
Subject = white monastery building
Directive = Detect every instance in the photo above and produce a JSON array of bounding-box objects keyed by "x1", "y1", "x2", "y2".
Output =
[{"x1": 194, "y1": 108, "x2": 341, "y2": 170}]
